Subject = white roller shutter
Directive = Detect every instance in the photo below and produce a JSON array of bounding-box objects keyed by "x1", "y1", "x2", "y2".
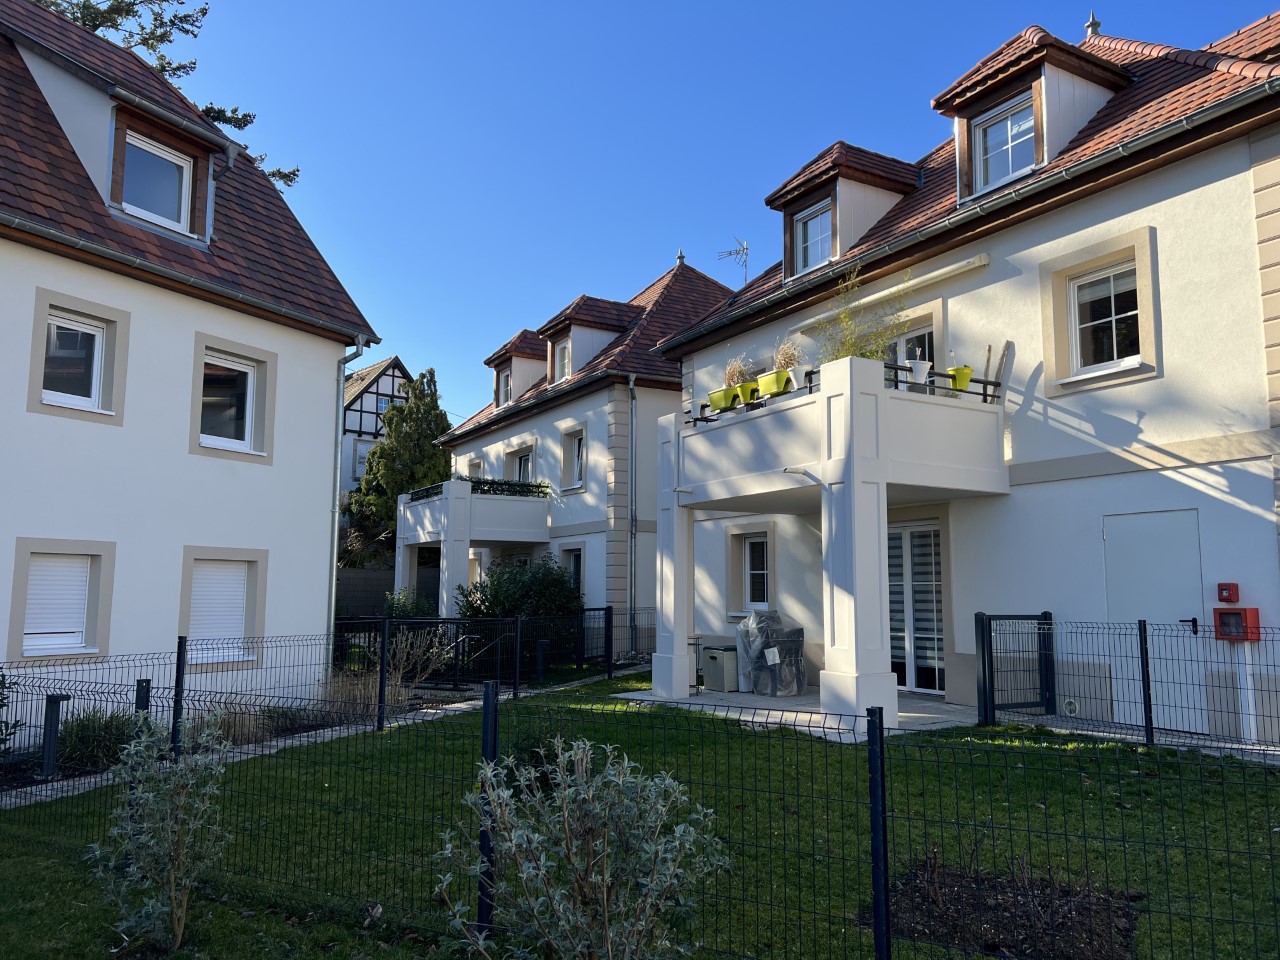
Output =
[
  {"x1": 189, "y1": 559, "x2": 249, "y2": 662},
  {"x1": 23, "y1": 554, "x2": 90, "y2": 654}
]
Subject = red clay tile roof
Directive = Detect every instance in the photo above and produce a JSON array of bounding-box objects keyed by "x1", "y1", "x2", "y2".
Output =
[
  {"x1": 764, "y1": 141, "x2": 919, "y2": 210},
  {"x1": 659, "y1": 19, "x2": 1280, "y2": 356},
  {"x1": 1204, "y1": 12, "x2": 1280, "y2": 59},
  {"x1": 932, "y1": 25, "x2": 1129, "y2": 115},
  {"x1": 537, "y1": 295, "x2": 644, "y2": 338},
  {"x1": 344, "y1": 356, "x2": 409, "y2": 407},
  {"x1": 444, "y1": 260, "x2": 732, "y2": 443},
  {"x1": 483, "y1": 329, "x2": 545, "y2": 368},
  {"x1": 0, "y1": 0, "x2": 372, "y2": 342}
]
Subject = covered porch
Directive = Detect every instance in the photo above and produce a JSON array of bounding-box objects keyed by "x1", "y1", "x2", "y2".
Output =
[{"x1": 653, "y1": 356, "x2": 1009, "y2": 726}]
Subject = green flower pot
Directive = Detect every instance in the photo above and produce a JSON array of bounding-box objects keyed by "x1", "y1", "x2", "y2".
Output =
[
  {"x1": 709, "y1": 387, "x2": 739, "y2": 412},
  {"x1": 735, "y1": 381, "x2": 759, "y2": 405},
  {"x1": 757, "y1": 369, "x2": 792, "y2": 397}
]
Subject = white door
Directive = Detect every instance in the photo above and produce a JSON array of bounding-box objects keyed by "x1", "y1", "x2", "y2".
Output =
[
  {"x1": 888, "y1": 523, "x2": 945, "y2": 693},
  {"x1": 1103, "y1": 510, "x2": 1207, "y2": 733},
  {"x1": 189, "y1": 559, "x2": 249, "y2": 663}
]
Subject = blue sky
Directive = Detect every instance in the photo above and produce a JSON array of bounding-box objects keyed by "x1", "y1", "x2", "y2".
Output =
[{"x1": 168, "y1": 1, "x2": 1277, "y2": 421}]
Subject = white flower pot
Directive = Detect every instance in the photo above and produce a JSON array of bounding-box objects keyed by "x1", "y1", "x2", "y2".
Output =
[{"x1": 908, "y1": 359, "x2": 932, "y2": 384}]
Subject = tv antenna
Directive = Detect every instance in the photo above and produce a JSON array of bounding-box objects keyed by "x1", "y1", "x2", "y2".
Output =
[{"x1": 718, "y1": 237, "x2": 749, "y2": 284}]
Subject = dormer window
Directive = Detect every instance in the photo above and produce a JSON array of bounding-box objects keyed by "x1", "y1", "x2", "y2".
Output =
[
  {"x1": 554, "y1": 340, "x2": 570, "y2": 383},
  {"x1": 972, "y1": 94, "x2": 1036, "y2": 193},
  {"x1": 498, "y1": 369, "x2": 512, "y2": 405},
  {"x1": 794, "y1": 199, "x2": 833, "y2": 274},
  {"x1": 122, "y1": 131, "x2": 193, "y2": 233}
]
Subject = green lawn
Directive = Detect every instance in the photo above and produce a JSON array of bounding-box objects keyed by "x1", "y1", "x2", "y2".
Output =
[{"x1": 2, "y1": 673, "x2": 1277, "y2": 958}]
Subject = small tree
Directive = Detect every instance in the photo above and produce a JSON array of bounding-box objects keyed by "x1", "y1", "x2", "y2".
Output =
[
  {"x1": 455, "y1": 555, "x2": 583, "y2": 618},
  {"x1": 343, "y1": 369, "x2": 453, "y2": 567},
  {"x1": 435, "y1": 738, "x2": 730, "y2": 960},
  {"x1": 814, "y1": 267, "x2": 911, "y2": 364},
  {"x1": 88, "y1": 714, "x2": 232, "y2": 952}
]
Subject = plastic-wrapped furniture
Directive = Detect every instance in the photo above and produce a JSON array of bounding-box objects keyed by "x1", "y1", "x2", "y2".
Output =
[{"x1": 735, "y1": 610, "x2": 806, "y2": 696}]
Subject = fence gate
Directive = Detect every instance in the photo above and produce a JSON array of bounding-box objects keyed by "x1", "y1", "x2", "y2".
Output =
[{"x1": 975, "y1": 611, "x2": 1055, "y2": 725}]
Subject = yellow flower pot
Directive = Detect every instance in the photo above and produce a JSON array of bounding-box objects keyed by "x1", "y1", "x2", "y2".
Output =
[
  {"x1": 757, "y1": 369, "x2": 792, "y2": 397},
  {"x1": 735, "y1": 381, "x2": 759, "y2": 405},
  {"x1": 948, "y1": 366, "x2": 973, "y2": 392},
  {"x1": 709, "y1": 387, "x2": 739, "y2": 412}
]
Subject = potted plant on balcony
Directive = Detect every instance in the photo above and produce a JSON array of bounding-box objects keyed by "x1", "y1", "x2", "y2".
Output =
[
  {"x1": 907, "y1": 346, "x2": 932, "y2": 386},
  {"x1": 946, "y1": 349, "x2": 973, "y2": 392},
  {"x1": 724, "y1": 354, "x2": 758, "y2": 406},
  {"x1": 709, "y1": 357, "x2": 746, "y2": 413},
  {"x1": 758, "y1": 337, "x2": 804, "y2": 398}
]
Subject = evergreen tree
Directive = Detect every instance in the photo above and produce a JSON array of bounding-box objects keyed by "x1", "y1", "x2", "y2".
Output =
[
  {"x1": 37, "y1": 1, "x2": 299, "y2": 185},
  {"x1": 343, "y1": 369, "x2": 452, "y2": 566}
]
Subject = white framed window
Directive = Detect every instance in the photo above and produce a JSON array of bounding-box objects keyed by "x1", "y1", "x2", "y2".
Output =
[
  {"x1": 794, "y1": 200, "x2": 832, "y2": 275},
  {"x1": 199, "y1": 352, "x2": 256, "y2": 452},
  {"x1": 22, "y1": 554, "x2": 92, "y2": 655},
  {"x1": 560, "y1": 428, "x2": 586, "y2": 489},
  {"x1": 41, "y1": 313, "x2": 106, "y2": 411},
  {"x1": 1069, "y1": 262, "x2": 1139, "y2": 375},
  {"x1": 744, "y1": 535, "x2": 769, "y2": 609},
  {"x1": 973, "y1": 94, "x2": 1036, "y2": 193},
  {"x1": 572, "y1": 433, "x2": 585, "y2": 486},
  {"x1": 563, "y1": 548, "x2": 583, "y2": 595},
  {"x1": 554, "y1": 341, "x2": 571, "y2": 383},
  {"x1": 353, "y1": 438, "x2": 376, "y2": 480},
  {"x1": 498, "y1": 369, "x2": 512, "y2": 406},
  {"x1": 188, "y1": 559, "x2": 251, "y2": 664},
  {"x1": 516, "y1": 451, "x2": 532, "y2": 483},
  {"x1": 467, "y1": 459, "x2": 482, "y2": 478},
  {"x1": 121, "y1": 131, "x2": 193, "y2": 233},
  {"x1": 885, "y1": 328, "x2": 934, "y2": 366},
  {"x1": 376, "y1": 396, "x2": 390, "y2": 414}
]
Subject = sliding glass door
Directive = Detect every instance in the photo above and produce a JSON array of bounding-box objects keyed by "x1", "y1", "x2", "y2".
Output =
[{"x1": 888, "y1": 523, "x2": 945, "y2": 693}]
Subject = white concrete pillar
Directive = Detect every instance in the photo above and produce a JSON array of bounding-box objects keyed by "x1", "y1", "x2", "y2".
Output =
[
  {"x1": 437, "y1": 481, "x2": 472, "y2": 617},
  {"x1": 817, "y1": 358, "x2": 899, "y2": 726},
  {"x1": 653, "y1": 413, "x2": 694, "y2": 698}
]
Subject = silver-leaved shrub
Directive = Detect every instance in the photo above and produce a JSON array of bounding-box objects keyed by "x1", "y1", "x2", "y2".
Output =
[
  {"x1": 436, "y1": 736, "x2": 730, "y2": 959},
  {"x1": 87, "y1": 714, "x2": 232, "y2": 951}
]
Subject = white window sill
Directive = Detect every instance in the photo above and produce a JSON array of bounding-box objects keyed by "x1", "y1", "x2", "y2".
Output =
[
  {"x1": 789, "y1": 258, "x2": 833, "y2": 281},
  {"x1": 199, "y1": 437, "x2": 267, "y2": 456},
  {"x1": 1054, "y1": 355, "x2": 1143, "y2": 387},
  {"x1": 24, "y1": 646, "x2": 97, "y2": 657},
  {"x1": 121, "y1": 201, "x2": 194, "y2": 238},
  {"x1": 965, "y1": 163, "x2": 1042, "y2": 203},
  {"x1": 40, "y1": 394, "x2": 114, "y2": 416},
  {"x1": 559, "y1": 484, "x2": 585, "y2": 496},
  {"x1": 189, "y1": 654, "x2": 255, "y2": 666}
]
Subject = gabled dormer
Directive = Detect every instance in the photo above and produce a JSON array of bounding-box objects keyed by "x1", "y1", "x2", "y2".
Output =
[
  {"x1": 5, "y1": 16, "x2": 238, "y2": 242},
  {"x1": 484, "y1": 330, "x2": 544, "y2": 407},
  {"x1": 765, "y1": 142, "x2": 919, "y2": 280},
  {"x1": 933, "y1": 25, "x2": 1130, "y2": 201},
  {"x1": 536, "y1": 295, "x2": 643, "y2": 385}
]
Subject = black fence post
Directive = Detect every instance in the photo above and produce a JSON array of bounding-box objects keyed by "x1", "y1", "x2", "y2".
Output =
[
  {"x1": 40, "y1": 694, "x2": 72, "y2": 779},
  {"x1": 576, "y1": 609, "x2": 586, "y2": 671},
  {"x1": 172, "y1": 635, "x2": 187, "y2": 758},
  {"x1": 975, "y1": 612, "x2": 994, "y2": 726},
  {"x1": 536, "y1": 639, "x2": 546, "y2": 683},
  {"x1": 866, "y1": 706, "x2": 893, "y2": 960},
  {"x1": 513, "y1": 617, "x2": 523, "y2": 700},
  {"x1": 604, "y1": 605, "x2": 615, "y2": 680},
  {"x1": 477, "y1": 680, "x2": 499, "y2": 934},
  {"x1": 1038, "y1": 610, "x2": 1057, "y2": 716},
  {"x1": 134, "y1": 678, "x2": 151, "y2": 715},
  {"x1": 1137, "y1": 619, "x2": 1156, "y2": 747},
  {"x1": 376, "y1": 618, "x2": 390, "y2": 732}
]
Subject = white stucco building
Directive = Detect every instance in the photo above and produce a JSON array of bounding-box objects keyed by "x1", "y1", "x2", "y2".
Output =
[
  {"x1": 0, "y1": 0, "x2": 374, "y2": 663},
  {"x1": 395, "y1": 257, "x2": 730, "y2": 621},
  {"x1": 652, "y1": 13, "x2": 1280, "y2": 730}
]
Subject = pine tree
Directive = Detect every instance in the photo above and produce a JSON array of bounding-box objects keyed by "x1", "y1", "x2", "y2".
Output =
[
  {"x1": 37, "y1": 1, "x2": 299, "y2": 185},
  {"x1": 343, "y1": 370, "x2": 453, "y2": 566}
]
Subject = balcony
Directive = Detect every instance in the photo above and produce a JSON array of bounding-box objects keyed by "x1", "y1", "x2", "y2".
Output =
[
  {"x1": 399, "y1": 476, "x2": 551, "y2": 546},
  {"x1": 674, "y1": 356, "x2": 1008, "y2": 511}
]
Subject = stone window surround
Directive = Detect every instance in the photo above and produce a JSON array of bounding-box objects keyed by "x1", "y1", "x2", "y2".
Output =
[
  {"x1": 189, "y1": 332, "x2": 278, "y2": 465},
  {"x1": 27, "y1": 287, "x2": 131, "y2": 427},
  {"x1": 177, "y1": 545, "x2": 268, "y2": 674},
  {"x1": 725, "y1": 520, "x2": 777, "y2": 620},
  {"x1": 7, "y1": 537, "x2": 116, "y2": 660}
]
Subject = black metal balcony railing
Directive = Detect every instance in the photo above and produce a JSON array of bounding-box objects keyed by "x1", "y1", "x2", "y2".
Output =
[{"x1": 406, "y1": 476, "x2": 553, "y2": 503}]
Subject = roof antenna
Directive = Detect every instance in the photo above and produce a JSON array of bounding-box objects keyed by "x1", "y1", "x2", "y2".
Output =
[
  {"x1": 1085, "y1": 10, "x2": 1101, "y2": 38},
  {"x1": 718, "y1": 237, "x2": 749, "y2": 285}
]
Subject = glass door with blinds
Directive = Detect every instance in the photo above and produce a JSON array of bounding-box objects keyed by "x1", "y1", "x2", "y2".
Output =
[{"x1": 887, "y1": 523, "x2": 945, "y2": 693}]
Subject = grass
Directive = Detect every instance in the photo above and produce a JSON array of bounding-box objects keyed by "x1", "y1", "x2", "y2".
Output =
[{"x1": 1, "y1": 672, "x2": 1277, "y2": 958}]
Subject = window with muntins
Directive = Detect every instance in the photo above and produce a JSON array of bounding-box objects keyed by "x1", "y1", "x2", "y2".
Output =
[
  {"x1": 794, "y1": 201, "x2": 832, "y2": 274},
  {"x1": 22, "y1": 553, "x2": 91, "y2": 655},
  {"x1": 42, "y1": 313, "x2": 105, "y2": 410},
  {"x1": 973, "y1": 95, "x2": 1035, "y2": 192},
  {"x1": 1071, "y1": 262, "x2": 1139, "y2": 374},
  {"x1": 200, "y1": 353, "x2": 256, "y2": 452},
  {"x1": 122, "y1": 131, "x2": 193, "y2": 233},
  {"x1": 499, "y1": 369, "x2": 512, "y2": 405},
  {"x1": 554, "y1": 341, "x2": 571, "y2": 383},
  {"x1": 744, "y1": 535, "x2": 769, "y2": 608}
]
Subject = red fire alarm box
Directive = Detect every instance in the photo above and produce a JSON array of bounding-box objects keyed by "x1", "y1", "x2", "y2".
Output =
[
  {"x1": 1217, "y1": 582, "x2": 1240, "y2": 603},
  {"x1": 1214, "y1": 607, "x2": 1260, "y2": 642}
]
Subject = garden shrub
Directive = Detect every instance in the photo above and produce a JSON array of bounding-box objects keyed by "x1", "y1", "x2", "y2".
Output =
[
  {"x1": 88, "y1": 714, "x2": 232, "y2": 952},
  {"x1": 56, "y1": 706, "x2": 134, "y2": 773},
  {"x1": 435, "y1": 737, "x2": 729, "y2": 959},
  {"x1": 385, "y1": 587, "x2": 437, "y2": 618},
  {"x1": 0, "y1": 670, "x2": 21, "y2": 755},
  {"x1": 454, "y1": 554, "x2": 584, "y2": 618}
]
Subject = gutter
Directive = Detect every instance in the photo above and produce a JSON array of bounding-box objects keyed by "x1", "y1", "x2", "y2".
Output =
[
  {"x1": 327, "y1": 337, "x2": 367, "y2": 634},
  {"x1": 658, "y1": 75, "x2": 1280, "y2": 355},
  {"x1": 0, "y1": 211, "x2": 373, "y2": 344},
  {"x1": 109, "y1": 85, "x2": 236, "y2": 152}
]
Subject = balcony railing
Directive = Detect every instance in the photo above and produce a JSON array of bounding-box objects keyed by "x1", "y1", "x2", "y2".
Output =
[{"x1": 407, "y1": 476, "x2": 553, "y2": 503}]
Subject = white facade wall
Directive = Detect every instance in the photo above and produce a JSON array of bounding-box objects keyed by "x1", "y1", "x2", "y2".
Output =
[{"x1": 1, "y1": 239, "x2": 343, "y2": 658}]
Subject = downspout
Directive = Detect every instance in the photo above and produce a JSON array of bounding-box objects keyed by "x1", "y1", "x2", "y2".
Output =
[
  {"x1": 627, "y1": 374, "x2": 638, "y2": 654},
  {"x1": 328, "y1": 336, "x2": 367, "y2": 636}
]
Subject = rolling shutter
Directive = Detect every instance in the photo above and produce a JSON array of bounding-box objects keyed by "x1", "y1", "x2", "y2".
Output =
[
  {"x1": 189, "y1": 559, "x2": 249, "y2": 662},
  {"x1": 23, "y1": 554, "x2": 90, "y2": 653}
]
